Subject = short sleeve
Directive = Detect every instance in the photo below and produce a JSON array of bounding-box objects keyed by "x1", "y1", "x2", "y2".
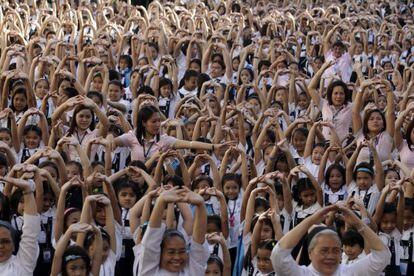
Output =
[
  {"x1": 118, "y1": 130, "x2": 138, "y2": 148},
  {"x1": 160, "y1": 134, "x2": 177, "y2": 148}
]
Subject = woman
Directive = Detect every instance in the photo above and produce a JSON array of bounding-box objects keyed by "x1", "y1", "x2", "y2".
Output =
[
  {"x1": 138, "y1": 187, "x2": 210, "y2": 275},
  {"x1": 51, "y1": 95, "x2": 109, "y2": 161},
  {"x1": 307, "y1": 61, "x2": 353, "y2": 143},
  {"x1": 271, "y1": 204, "x2": 390, "y2": 275},
  {"x1": 113, "y1": 105, "x2": 230, "y2": 162},
  {"x1": 394, "y1": 102, "x2": 414, "y2": 171},
  {"x1": 0, "y1": 176, "x2": 40, "y2": 275},
  {"x1": 352, "y1": 79, "x2": 395, "y2": 163}
]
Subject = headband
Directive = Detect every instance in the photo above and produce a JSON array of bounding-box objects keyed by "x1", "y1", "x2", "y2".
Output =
[
  {"x1": 64, "y1": 254, "x2": 83, "y2": 262},
  {"x1": 355, "y1": 167, "x2": 374, "y2": 175}
]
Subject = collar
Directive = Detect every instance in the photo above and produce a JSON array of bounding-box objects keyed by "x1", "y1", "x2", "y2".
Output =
[{"x1": 308, "y1": 263, "x2": 341, "y2": 275}]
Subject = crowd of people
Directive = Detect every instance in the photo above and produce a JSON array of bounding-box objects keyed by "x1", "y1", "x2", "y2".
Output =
[{"x1": 0, "y1": 0, "x2": 414, "y2": 275}]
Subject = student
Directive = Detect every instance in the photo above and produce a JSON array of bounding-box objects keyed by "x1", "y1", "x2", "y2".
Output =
[
  {"x1": 342, "y1": 230, "x2": 366, "y2": 264},
  {"x1": 178, "y1": 70, "x2": 199, "y2": 98},
  {"x1": 138, "y1": 187, "x2": 210, "y2": 275}
]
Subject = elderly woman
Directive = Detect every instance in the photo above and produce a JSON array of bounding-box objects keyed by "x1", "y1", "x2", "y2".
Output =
[
  {"x1": 0, "y1": 177, "x2": 40, "y2": 275},
  {"x1": 271, "y1": 204, "x2": 391, "y2": 275}
]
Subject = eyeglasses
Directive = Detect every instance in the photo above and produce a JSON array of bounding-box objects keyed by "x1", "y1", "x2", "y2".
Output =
[
  {"x1": 0, "y1": 238, "x2": 12, "y2": 246},
  {"x1": 165, "y1": 248, "x2": 188, "y2": 256},
  {"x1": 317, "y1": 247, "x2": 342, "y2": 256}
]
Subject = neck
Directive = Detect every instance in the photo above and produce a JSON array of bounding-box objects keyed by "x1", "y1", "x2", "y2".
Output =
[{"x1": 144, "y1": 132, "x2": 155, "y2": 140}]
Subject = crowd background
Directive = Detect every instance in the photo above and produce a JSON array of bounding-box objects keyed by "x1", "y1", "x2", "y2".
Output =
[{"x1": 0, "y1": 0, "x2": 414, "y2": 275}]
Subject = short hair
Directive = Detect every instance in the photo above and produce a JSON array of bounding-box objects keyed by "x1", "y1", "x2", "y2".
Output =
[
  {"x1": 342, "y1": 230, "x2": 364, "y2": 248},
  {"x1": 308, "y1": 229, "x2": 341, "y2": 252},
  {"x1": 108, "y1": 80, "x2": 123, "y2": 90},
  {"x1": 119, "y1": 55, "x2": 133, "y2": 68}
]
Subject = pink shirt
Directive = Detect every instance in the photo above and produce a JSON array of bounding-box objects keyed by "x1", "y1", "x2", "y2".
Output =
[
  {"x1": 118, "y1": 130, "x2": 177, "y2": 161},
  {"x1": 319, "y1": 99, "x2": 353, "y2": 143},
  {"x1": 398, "y1": 140, "x2": 414, "y2": 171},
  {"x1": 68, "y1": 128, "x2": 99, "y2": 162},
  {"x1": 356, "y1": 131, "x2": 393, "y2": 164}
]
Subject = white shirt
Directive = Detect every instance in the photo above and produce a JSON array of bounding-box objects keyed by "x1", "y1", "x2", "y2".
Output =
[
  {"x1": 138, "y1": 224, "x2": 210, "y2": 276},
  {"x1": 271, "y1": 244, "x2": 391, "y2": 276},
  {"x1": 342, "y1": 251, "x2": 366, "y2": 265},
  {"x1": 347, "y1": 181, "x2": 380, "y2": 215},
  {"x1": 0, "y1": 214, "x2": 41, "y2": 276}
]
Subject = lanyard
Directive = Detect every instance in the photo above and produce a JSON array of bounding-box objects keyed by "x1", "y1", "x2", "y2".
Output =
[
  {"x1": 143, "y1": 141, "x2": 155, "y2": 159},
  {"x1": 75, "y1": 130, "x2": 87, "y2": 145}
]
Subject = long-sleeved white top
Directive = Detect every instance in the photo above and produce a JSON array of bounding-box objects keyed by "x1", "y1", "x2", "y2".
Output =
[
  {"x1": 271, "y1": 243, "x2": 391, "y2": 276},
  {"x1": 0, "y1": 214, "x2": 41, "y2": 276}
]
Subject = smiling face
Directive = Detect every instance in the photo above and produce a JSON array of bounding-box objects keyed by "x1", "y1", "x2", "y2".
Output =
[
  {"x1": 343, "y1": 243, "x2": 363, "y2": 261},
  {"x1": 328, "y1": 168, "x2": 344, "y2": 192},
  {"x1": 12, "y1": 92, "x2": 27, "y2": 112},
  {"x1": 223, "y1": 180, "x2": 240, "y2": 200},
  {"x1": 330, "y1": 85, "x2": 346, "y2": 107},
  {"x1": 117, "y1": 187, "x2": 137, "y2": 209},
  {"x1": 0, "y1": 131, "x2": 12, "y2": 147},
  {"x1": 35, "y1": 79, "x2": 49, "y2": 99},
  {"x1": 24, "y1": 130, "x2": 41, "y2": 149},
  {"x1": 367, "y1": 111, "x2": 384, "y2": 135},
  {"x1": 65, "y1": 258, "x2": 88, "y2": 276},
  {"x1": 309, "y1": 234, "x2": 342, "y2": 275},
  {"x1": 143, "y1": 112, "x2": 161, "y2": 137},
  {"x1": 160, "y1": 236, "x2": 188, "y2": 272},
  {"x1": 75, "y1": 109, "x2": 93, "y2": 131},
  {"x1": 0, "y1": 227, "x2": 14, "y2": 262}
]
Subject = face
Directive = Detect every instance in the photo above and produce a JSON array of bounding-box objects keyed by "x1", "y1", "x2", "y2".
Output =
[
  {"x1": 223, "y1": 180, "x2": 240, "y2": 200},
  {"x1": 385, "y1": 170, "x2": 399, "y2": 186},
  {"x1": 232, "y1": 58, "x2": 240, "y2": 71},
  {"x1": 331, "y1": 86, "x2": 346, "y2": 107},
  {"x1": 189, "y1": 62, "x2": 201, "y2": 73},
  {"x1": 43, "y1": 166, "x2": 58, "y2": 181},
  {"x1": 300, "y1": 189, "x2": 316, "y2": 207},
  {"x1": 354, "y1": 43, "x2": 363, "y2": 55},
  {"x1": 343, "y1": 243, "x2": 363, "y2": 261},
  {"x1": 118, "y1": 187, "x2": 137, "y2": 209},
  {"x1": 248, "y1": 98, "x2": 261, "y2": 114},
  {"x1": 257, "y1": 248, "x2": 273, "y2": 274},
  {"x1": 205, "y1": 261, "x2": 221, "y2": 276},
  {"x1": 276, "y1": 194, "x2": 284, "y2": 211},
  {"x1": 356, "y1": 171, "x2": 373, "y2": 190},
  {"x1": 298, "y1": 94, "x2": 310, "y2": 109},
  {"x1": 119, "y1": 59, "x2": 128, "y2": 70},
  {"x1": 65, "y1": 211, "x2": 80, "y2": 231},
  {"x1": 43, "y1": 193, "x2": 55, "y2": 212},
  {"x1": 240, "y1": 70, "x2": 251, "y2": 84},
  {"x1": 95, "y1": 205, "x2": 106, "y2": 226},
  {"x1": 403, "y1": 209, "x2": 414, "y2": 231},
  {"x1": 367, "y1": 111, "x2": 384, "y2": 134},
  {"x1": 66, "y1": 164, "x2": 81, "y2": 180},
  {"x1": 24, "y1": 130, "x2": 41, "y2": 149},
  {"x1": 35, "y1": 80, "x2": 49, "y2": 99},
  {"x1": 328, "y1": 169, "x2": 343, "y2": 192},
  {"x1": 160, "y1": 85, "x2": 172, "y2": 98},
  {"x1": 0, "y1": 227, "x2": 14, "y2": 262},
  {"x1": 210, "y1": 62, "x2": 224, "y2": 78},
  {"x1": 195, "y1": 180, "x2": 210, "y2": 201},
  {"x1": 108, "y1": 84, "x2": 123, "y2": 101},
  {"x1": 143, "y1": 112, "x2": 161, "y2": 136},
  {"x1": 65, "y1": 258, "x2": 88, "y2": 276},
  {"x1": 275, "y1": 89, "x2": 286, "y2": 102},
  {"x1": 92, "y1": 76, "x2": 103, "y2": 92},
  {"x1": 207, "y1": 222, "x2": 220, "y2": 234},
  {"x1": 58, "y1": 80, "x2": 71, "y2": 95},
  {"x1": 0, "y1": 132, "x2": 12, "y2": 147},
  {"x1": 261, "y1": 224, "x2": 273, "y2": 241},
  {"x1": 311, "y1": 146, "x2": 324, "y2": 165},
  {"x1": 333, "y1": 45, "x2": 344, "y2": 58},
  {"x1": 292, "y1": 132, "x2": 306, "y2": 153},
  {"x1": 13, "y1": 92, "x2": 27, "y2": 112},
  {"x1": 309, "y1": 235, "x2": 341, "y2": 275},
  {"x1": 0, "y1": 165, "x2": 7, "y2": 177},
  {"x1": 380, "y1": 213, "x2": 397, "y2": 234},
  {"x1": 185, "y1": 76, "x2": 198, "y2": 91},
  {"x1": 160, "y1": 236, "x2": 188, "y2": 272},
  {"x1": 75, "y1": 109, "x2": 93, "y2": 131},
  {"x1": 377, "y1": 95, "x2": 387, "y2": 110}
]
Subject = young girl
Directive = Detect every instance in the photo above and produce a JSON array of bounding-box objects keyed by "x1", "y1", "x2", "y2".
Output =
[
  {"x1": 401, "y1": 199, "x2": 414, "y2": 275},
  {"x1": 321, "y1": 164, "x2": 347, "y2": 206},
  {"x1": 251, "y1": 239, "x2": 278, "y2": 276},
  {"x1": 373, "y1": 183, "x2": 405, "y2": 275},
  {"x1": 157, "y1": 78, "x2": 179, "y2": 119},
  {"x1": 346, "y1": 141, "x2": 384, "y2": 215},
  {"x1": 115, "y1": 182, "x2": 139, "y2": 276}
]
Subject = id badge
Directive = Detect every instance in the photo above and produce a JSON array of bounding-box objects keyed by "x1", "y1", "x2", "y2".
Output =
[
  {"x1": 39, "y1": 231, "x2": 46, "y2": 244},
  {"x1": 229, "y1": 215, "x2": 235, "y2": 227},
  {"x1": 121, "y1": 244, "x2": 126, "y2": 258},
  {"x1": 43, "y1": 249, "x2": 52, "y2": 262}
]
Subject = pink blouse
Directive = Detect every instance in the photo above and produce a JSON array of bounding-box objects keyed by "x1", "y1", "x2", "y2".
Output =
[
  {"x1": 398, "y1": 140, "x2": 414, "y2": 171},
  {"x1": 118, "y1": 130, "x2": 177, "y2": 161},
  {"x1": 356, "y1": 131, "x2": 393, "y2": 164},
  {"x1": 319, "y1": 99, "x2": 353, "y2": 143}
]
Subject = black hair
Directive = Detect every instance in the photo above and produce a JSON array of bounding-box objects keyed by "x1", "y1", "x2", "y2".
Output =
[
  {"x1": 10, "y1": 88, "x2": 28, "y2": 112},
  {"x1": 158, "y1": 78, "x2": 173, "y2": 93},
  {"x1": 292, "y1": 127, "x2": 309, "y2": 139},
  {"x1": 87, "y1": 91, "x2": 104, "y2": 104},
  {"x1": 362, "y1": 109, "x2": 386, "y2": 138},
  {"x1": 163, "y1": 174, "x2": 184, "y2": 188},
  {"x1": 191, "y1": 175, "x2": 213, "y2": 191},
  {"x1": 63, "y1": 87, "x2": 79, "y2": 98},
  {"x1": 108, "y1": 80, "x2": 123, "y2": 90},
  {"x1": 62, "y1": 245, "x2": 91, "y2": 276},
  {"x1": 353, "y1": 162, "x2": 374, "y2": 181},
  {"x1": 258, "y1": 60, "x2": 271, "y2": 72},
  {"x1": 135, "y1": 105, "x2": 160, "y2": 146},
  {"x1": 68, "y1": 104, "x2": 96, "y2": 135},
  {"x1": 207, "y1": 255, "x2": 224, "y2": 273},
  {"x1": 115, "y1": 181, "x2": 139, "y2": 199},
  {"x1": 38, "y1": 161, "x2": 59, "y2": 179},
  {"x1": 109, "y1": 69, "x2": 121, "y2": 81},
  {"x1": 66, "y1": 161, "x2": 83, "y2": 176},
  {"x1": 119, "y1": 54, "x2": 133, "y2": 68},
  {"x1": 23, "y1": 125, "x2": 42, "y2": 139},
  {"x1": 221, "y1": 173, "x2": 241, "y2": 190},
  {"x1": 137, "y1": 85, "x2": 154, "y2": 96},
  {"x1": 325, "y1": 164, "x2": 346, "y2": 189},
  {"x1": 383, "y1": 202, "x2": 397, "y2": 216},
  {"x1": 342, "y1": 230, "x2": 364, "y2": 248},
  {"x1": 85, "y1": 228, "x2": 110, "y2": 251},
  {"x1": 0, "y1": 153, "x2": 9, "y2": 168},
  {"x1": 207, "y1": 214, "x2": 222, "y2": 231},
  {"x1": 257, "y1": 239, "x2": 277, "y2": 251},
  {"x1": 294, "y1": 178, "x2": 316, "y2": 205},
  {"x1": 326, "y1": 80, "x2": 351, "y2": 105},
  {"x1": 0, "y1": 127, "x2": 11, "y2": 136},
  {"x1": 197, "y1": 73, "x2": 211, "y2": 93},
  {"x1": 9, "y1": 189, "x2": 23, "y2": 216},
  {"x1": 183, "y1": 69, "x2": 199, "y2": 81},
  {"x1": 255, "y1": 197, "x2": 270, "y2": 212},
  {"x1": 161, "y1": 229, "x2": 185, "y2": 249},
  {"x1": 405, "y1": 198, "x2": 414, "y2": 214}
]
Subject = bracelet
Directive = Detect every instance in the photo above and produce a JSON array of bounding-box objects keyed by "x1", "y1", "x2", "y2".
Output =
[{"x1": 22, "y1": 190, "x2": 34, "y2": 195}]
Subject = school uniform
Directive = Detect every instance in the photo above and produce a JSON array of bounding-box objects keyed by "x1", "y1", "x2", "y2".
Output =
[
  {"x1": 379, "y1": 229, "x2": 403, "y2": 275},
  {"x1": 115, "y1": 208, "x2": 134, "y2": 276},
  {"x1": 34, "y1": 208, "x2": 56, "y2": 276},
  {"x1": 400, "y1": 226, "x2": 414, "y2": 275},
  {"x1": 158, "y1": 94, "x2": 180, "y2": 119},
  {"x1": 138, "y1": 224, "x2": 210, "y2": 276},
  {"x1": 342, "y1": 251, "x2": 366, "y2": 265},
  {"x1": 347, "y1": 181, "x2": 380, "y2": 215},
  {"x1": 292, "y1": 202, "x2": 321, "y2": 228},
  {"x1": 323, "y1": 184, "x2": 347, "y2": 206}
]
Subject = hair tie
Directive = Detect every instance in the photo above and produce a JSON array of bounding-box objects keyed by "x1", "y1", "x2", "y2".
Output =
[{"x1": 356, "y1": 167, "x2": 374, "y2": 175}]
